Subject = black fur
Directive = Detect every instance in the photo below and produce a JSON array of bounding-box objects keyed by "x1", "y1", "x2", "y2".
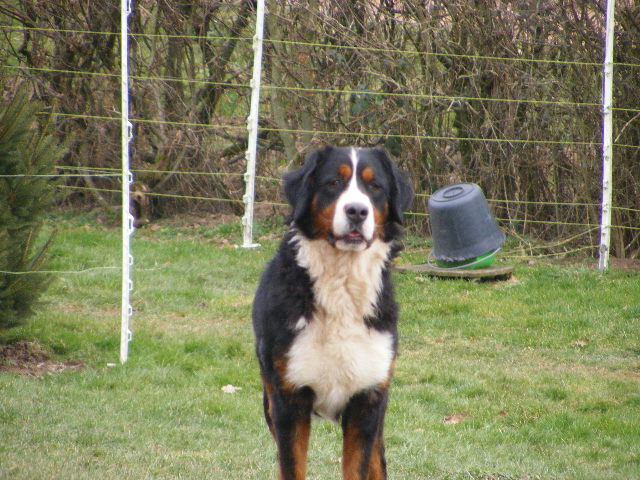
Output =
[{"x1": 252, "y1": 230, "x2": 315, "y2": 377}]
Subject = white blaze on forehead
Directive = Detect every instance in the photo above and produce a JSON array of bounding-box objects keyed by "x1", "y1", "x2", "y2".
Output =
[{"x1": 332, "y1": 148, "x2": 375, "y2": 243}]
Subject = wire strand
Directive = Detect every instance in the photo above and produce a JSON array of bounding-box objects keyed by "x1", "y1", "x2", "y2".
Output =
[
  {"x1": 4, "y1": 64, "x2": 252, "y2": 90},
  {"x1": 258, "y1": 125, "x2": 601, "y2": 147},
  {"x1": 0, "y1": 266, "x2": 118, "y2": 275},
  {"x1": 262, "y1": 84, "x2": 600, "y2": 109},
  {"x1": 55, "y1": 185, "x2": 640, "y2": 231},
  {"x1": 3, "y1": 24, "x2": 640, "y2": 70},
  {"x1": 415, "y1": 193, "x2": 600, "y2": 208},
  {"x1": 57, "y1": 184, "x2": 244, "y2": 204},
  {"x1": 42, "y1": 111, "x2": 640, "y2": 149},
  {"x1": 264, "y1": 38, "x2": 602, "y2": 67},
  {"x1": 0, "y1": 24, "x2": 251, "y2": 43},
  {"x1": 502, "y1": 244, "x2": 597, "y2": 260},
  {"x1": 8, "y1": 64, "x2": 605, "y2": 109},
  {"x1": 0, "y1": 173, "x2": 120, "y2": 178}
]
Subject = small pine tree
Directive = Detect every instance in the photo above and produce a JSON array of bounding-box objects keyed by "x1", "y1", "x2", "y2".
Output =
[{"x1": 0, "y1": 87, "x2": 65, "y2": 328}]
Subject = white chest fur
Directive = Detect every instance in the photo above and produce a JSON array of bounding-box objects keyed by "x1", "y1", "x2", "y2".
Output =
[{"x1": 285, "y1": 236, "x2": 395, "y2": 420}]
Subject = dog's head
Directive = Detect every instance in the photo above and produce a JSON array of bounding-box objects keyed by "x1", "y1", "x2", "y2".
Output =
[{"x1": 284, "y1": 145, "x2": 413, "y2": 251}]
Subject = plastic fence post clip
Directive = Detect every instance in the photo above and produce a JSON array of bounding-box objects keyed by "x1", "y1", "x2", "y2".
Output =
[{"x1": 128, "y1": 213, "x2": 135, "y2": 236}]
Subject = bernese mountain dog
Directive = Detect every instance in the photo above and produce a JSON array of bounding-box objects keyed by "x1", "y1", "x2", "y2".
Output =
[{"x1": 252, "y1": 145, "x2": 413, "y2": 480}]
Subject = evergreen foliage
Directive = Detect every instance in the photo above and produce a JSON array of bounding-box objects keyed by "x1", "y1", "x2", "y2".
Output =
[{"x1": 0, "y1": 88, "x2": 64, "y2": 328}]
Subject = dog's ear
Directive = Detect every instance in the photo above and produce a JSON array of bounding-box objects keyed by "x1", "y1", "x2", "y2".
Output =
[
  {"x1": 372, "y1": 148, "x2": 414, "y2": 225},
  {"x1": 284, "y1": 146, "x2": 333, "y2": 231},
  {"x1": 392, "y1": 168, "x2": 414, "y2": 224},
  {"x1": 284, "y1": 152, "x2": 316, "y2": 210}
]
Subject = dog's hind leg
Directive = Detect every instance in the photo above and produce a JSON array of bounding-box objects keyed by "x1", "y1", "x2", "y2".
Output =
[{"x1": 341, "y1": 389, "x2": 388, "y2": 480}]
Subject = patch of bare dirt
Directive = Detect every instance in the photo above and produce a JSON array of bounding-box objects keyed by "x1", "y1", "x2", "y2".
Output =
[
  {"x1": 610, "y1": 257, "x2": 640, "y2": 270},
  {"x1": 0, "y1": 340, "x2": 83, "y2": 377}
]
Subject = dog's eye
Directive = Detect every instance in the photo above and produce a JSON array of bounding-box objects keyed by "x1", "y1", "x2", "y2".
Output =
[
  {"x1": 369, "y1": 182, "x2": 384, "y2": 192},
  {"x1": 325, "y1": 178, "x2": 343, "y2": 188}
]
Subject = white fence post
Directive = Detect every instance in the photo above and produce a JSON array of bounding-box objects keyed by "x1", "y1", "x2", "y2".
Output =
[
  {"x1": 598, "y1": 0, "x2": 616, "y2": 271},
  {"x1": 241, "y1": 0, "x2": 265, "y2": 249},
  {"x1": 120, "y1": 0, "x2": 134, "y2": 363}
]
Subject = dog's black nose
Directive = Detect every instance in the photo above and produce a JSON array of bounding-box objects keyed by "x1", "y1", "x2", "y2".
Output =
[{"x1": 345, "y1": 203, "x2": 369, "y2": 224}]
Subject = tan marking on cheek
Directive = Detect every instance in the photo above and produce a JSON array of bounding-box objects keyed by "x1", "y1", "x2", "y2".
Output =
[
  {"x1": 361, "y1": 166, "x2": 375, "y2": 183},
  {"x1": 338, "y1": 163, "x2": 352, "y2": 180},
  {"x1": 373, "y1": 204, "x2": 389, "y2": 239},
  {"x1": 311, "y1": 195, "x2": 336, "y2": 238}
]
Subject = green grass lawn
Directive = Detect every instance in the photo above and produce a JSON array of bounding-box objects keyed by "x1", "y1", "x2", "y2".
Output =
[{"x1": 1, "y1": 215, "x2": 638, "y2": 479}]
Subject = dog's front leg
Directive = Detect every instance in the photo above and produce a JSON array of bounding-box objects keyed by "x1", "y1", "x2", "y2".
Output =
[
  {"x1": 341, "y1": 389, "x2": 388, "y2": 480},
  {"x1": 268, "y1": 385, "x2": 314, "y2": 480}
]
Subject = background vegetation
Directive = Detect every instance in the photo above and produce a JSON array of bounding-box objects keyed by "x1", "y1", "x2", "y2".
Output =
[
  {"x1": 0, "y1": 0, "x2": 638, "y2": 258},
  {"x1": 1, "y1": 4, "x2": 638, "y2": 477},
  {"x1": 0, "y1": 87, "x2": 63, "y2": 328}
]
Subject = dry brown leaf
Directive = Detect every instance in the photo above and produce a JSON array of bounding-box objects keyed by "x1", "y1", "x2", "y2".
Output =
[{"x1": 444, "y1": 413, "x2": 468, "y2": 424}]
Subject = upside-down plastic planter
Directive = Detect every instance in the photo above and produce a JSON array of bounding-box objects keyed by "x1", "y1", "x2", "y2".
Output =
[{"x1": 428, "y1": 183, "x2": 505, "y2": 269}]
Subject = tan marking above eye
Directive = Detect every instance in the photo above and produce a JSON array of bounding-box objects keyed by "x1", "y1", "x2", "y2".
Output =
[
  {"x1": 361, "y1": 166, "x2": 375, "y2": 183},
  {"x1": 338, "y1": 163, "x2": 352, "y2": 180}
]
